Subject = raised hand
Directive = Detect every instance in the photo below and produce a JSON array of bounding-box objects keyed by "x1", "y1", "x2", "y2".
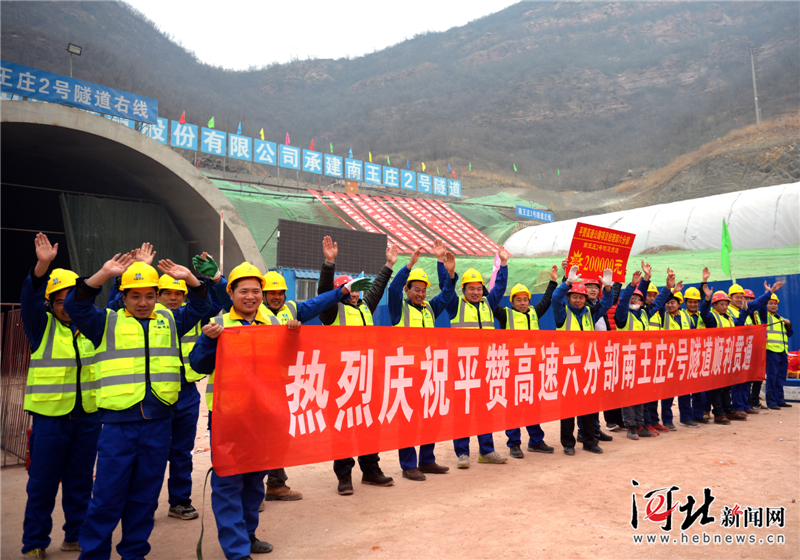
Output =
[
  {"x1": 407, "y1": 246, "x2": 424, "y2": 269},
  {"x1": 443, "y1": 251, "x2": 456, "y2": 278},
  {"x1": 672, "y1": 280, "x2": 684, "y2": 293},
  {"x1": 322, "y1": 236, "x2": 338, "y2": 264},
  {"x1": 702, "y1": 267, "x2": 711, "y2": 282},
  {"x1": 103, "y1": 253, "x2": 134, "y2": 277},
  {"x1": 133, "y1": 242, "x2": 156, "y2": 265},
  {"x1": 665, "y1": 268, "x2": 676, "y2": 289},
  {"x1": 602, "y1": 268, "x2": 613, "y2": 288},
  {"x1": 192, "y1": 253, "x2": 219, "y2": 279},
  {"x1": 765, "y1": 280, "x2": 785, "y2": 293},
  {"x1": 344, "y1": 277, "x2": 373, "y2": 294},
  {"x1": 549, "y1": 265, "x2": 559, "y2": 282},
  {"x1": 202, "y1": 322, "x2": 225, "y2": 339},
  {"x1": 385, "y1": 243, "x2": 398, "y2": 268},
  {"x1": 641, "y1": 261, "x2": 652, "y2": 281},
  {"x1": 498, "y1": 246, "x2": 511, "y2": 266},
  {"x1": 158, "y1": 259, "x2": 200, "y2": 287},
  {"x1": 561, "y1": 258, "x2": 569, "y2": 273},
  {"x1": 34, "y1": 233, "x2": 58, "y2": 277},
  {"x1": 432, "y1": 239, "x2": 447, "y2": 261},
  {"x1": 630, "y1": 270, "x2": 642, "y2": 287},
  {"x1": 702, "y1": 284, "x2": 713, "y2": 300},
  {"x1": 567, "y1": 265, "x2": 582, "y2": 284}
]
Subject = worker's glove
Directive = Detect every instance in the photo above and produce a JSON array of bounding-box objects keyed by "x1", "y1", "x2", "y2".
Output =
[
  {"x1": 192, "y1": 254, "x2": 220, "y2": 280},
  {"x1": 567, "y1": 265, "x2": 583, "y2": 284},
  {"x1": 602, "y1": 268, "x2": 613, "y2": 288},
  {"x1": 344, "y1": 277, "x2": 373, "y2": 293}
]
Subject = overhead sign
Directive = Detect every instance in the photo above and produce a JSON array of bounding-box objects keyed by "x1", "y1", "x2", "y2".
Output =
[
  {"x1": 568, "y1": 222, "x2": 636, "y2": 282},
  {"x1": 516, "y1": 205, "x2": 553, "y2": 222},
  {"x1": 0, "y1": 60, "x2": 158, "y2": 124}
]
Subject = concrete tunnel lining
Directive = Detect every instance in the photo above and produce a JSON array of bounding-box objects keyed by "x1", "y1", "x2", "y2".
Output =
[{"x1": 1, "y1": 101, "x2": 265, "y2": 274}]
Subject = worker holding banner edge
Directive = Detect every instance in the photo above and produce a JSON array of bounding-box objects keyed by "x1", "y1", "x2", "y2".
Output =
[{"x1": 388, "y1": 240, "x2": 456, "y2": 481}]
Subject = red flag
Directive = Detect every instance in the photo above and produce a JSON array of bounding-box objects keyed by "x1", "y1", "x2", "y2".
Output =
[
  {"x1": 310, "y1": 139, "x2": 314, "y2": 151},
  {"x1": 179, "y1": 111, "x2": 186, "y2": 124},
  {"x1": 452, "y1": 170, "x2": 456, "y2": 179},
  {"x1": 286, "y1": 133, "x2": 290, "y2": 146}
]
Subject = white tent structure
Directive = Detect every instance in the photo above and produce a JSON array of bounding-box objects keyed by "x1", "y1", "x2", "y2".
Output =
[{"x1": 505, "y1": 182, "x2": 800, "y2": 257}]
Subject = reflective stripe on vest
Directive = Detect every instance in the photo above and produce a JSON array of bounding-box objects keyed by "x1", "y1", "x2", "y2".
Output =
[
  {"x1": 25, "y1": 314, "x2": 98, "y2": 415},
  {"x1": 506, "y1": 307, "x2": 538, "y2": 330},
  {"x1": 205, "y1": 312, "x2": 281, "y2": 411},
  {"x1": 558, "y1": 308, "x2": 595, "y2": 331},
  {"x1": 766, "y1": 313, "x2": 788, "y2": 353},
  {"x1": 395, "y1": 301, "x2": 435, "y2": 328},
  {"x1": 181, "y1": 322, "x2": 205, "y2": 382},
  {"x1": 663, "y1": 311, "x2": 691, "y2": 330},
  {"x1": 333, "y1": 302, "x2": 374, "y2": 326},
  {"x1": 688, "y1": 312, "x2": 705, "y2": 329},
  {"x1": 648, "y1": 311, "x2": 662, "y2": 330},
  {"x1": 625, "y1": 311, "x2": 650, "y2": 332},
  {"x1": 92, "y1": 308, "x2": 182, "y2": 410},
  {"x1": 270, "y1": 301, "x2": 298, "y2": 325},
  {"x1": 710, "y1": 309, "x2": 734, "y2": 329},
  {"x1": 451, "y1": 298, "x2": 494, "y2": 329}
]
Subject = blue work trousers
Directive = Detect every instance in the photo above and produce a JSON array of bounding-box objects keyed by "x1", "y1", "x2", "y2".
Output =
[
  {"x1": 167, "y1": 385, "x2": 200, "y2": 506},
  {"x1": 211, "y1": 468, "x2": 268, "y2": 560},
  {"x1": 677, "y1": 393, "x2": 705, "y2": 422},
  {"x1": 766, "y1": 351, "x2": 788, "y2": 406},
  {"x1": 22, "y1": 413, "x2": 101, "y2": 555},
  {"x1": 453, "y1": 434, "x2": 495, "y2": 457},
  {"x1": 644, "y1": 399, "x2": 673, "y2": 425},
  {"x1": 78, "y1": 418, "x2": 171, "y2": 560},
  {"x1": 398, "y1": 444, "x2": 436, "y2": 471},
  {"x1": 730, "y1": 382, "x2": 752, "y2": 412},
  {"x1": 505, "y1": 425, "x2": 544, "y2": 447}
]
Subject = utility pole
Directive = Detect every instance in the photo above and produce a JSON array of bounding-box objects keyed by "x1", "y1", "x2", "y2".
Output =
[{"x1": 749, "y1": 47, "x2": 762, "y2": 125}]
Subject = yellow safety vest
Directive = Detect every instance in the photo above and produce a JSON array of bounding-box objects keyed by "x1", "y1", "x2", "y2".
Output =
[
  {"x1": 451, "y1": 297, "x2": 494, "y2": 329},
  {"x1": 205, "y1": 312, "x2": 281, "y2": 411},
  {"x1": 709, "y1": 309, "x2": 735, "y2": 329},
  {"x1": 648, "y1": 310, "x2": 662, "y2": 330},
  {"x1": 181, "y1": 321, "x2": 205, "y2": 382},
  {"x1": 394, "y1": 301, "x2": 435, "y2": 328},
  {"x1": 663, "y1": 310, "x2": 692, "y2": 330},
  {"x1": 766, "y1": 313, "x2": 788, "y2": 354},
  {"x1": 332, "y1": 302, "x2": 374, "y2": 326},
  {"x1": 728, "y1": 306, "x2": 741, "y2": 321},
  {"x1": 687, "y1": 311, "x2": 705, "y2": 329},
  {"x1": 25, "y1": 315, "x2": 98, "y2": 416},
  {"x1": 260, "y1": 301, "x2": 298, "y2": 325},
  {"x1": 92, "y1": 308, "x2": 183, "y2": 410},
  {"x1": 558, "y1": 308, "x2": 595, "y2": 332},
  {"x1": 506, "y1": 307, "x2": 539, "y2": 330},
  {"x1": 623, "y1": 310, "x2": 650, "y2": 331},
  {"x1": 751, "y1": 312, "x2": 762, "y2": 326}
]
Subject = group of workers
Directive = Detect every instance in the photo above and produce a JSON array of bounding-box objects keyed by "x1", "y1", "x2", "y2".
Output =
[{"x1": 20, "y1": 232, "x2": 793, "y2": 560}]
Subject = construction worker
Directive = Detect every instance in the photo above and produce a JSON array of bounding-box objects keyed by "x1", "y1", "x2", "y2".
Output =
[
  {"x1": 642, "y1": 273, "x2": 674, "y2": 434},
  {"x1": 318, "y1": 236, "x2": 397, "y2": 495},
  {"x1": 698, "y1": 285, "x2": 739, "y2": 424},
  {"x1": 552, "y1": 264, "x2": 614, "y2": 454},
  {"x1": 20, "y1": 234, "x2": 101, "y2": 559},
  {"x1": 743, "y1": 289, "x2": 767, "y2": 409},
  {"x1": 614, "y1": 262, "x2": 669, "y2": 440},
  {"x1": 63, "y1": 254, "x2": 210, "y2": 560},
  {"x1": 493, "y1": 266, "x2": 558, "y2": 459},
  {"x1": 191, "y1": 261, "x2": 361, "y2": 559},
  {"x1": 757, "y1": 288, "x2": 792, "y2": 409},
  {"x1": 387, "y1": 240, "x2": 456, "y2": 481},
  {"x1": 448, "y1": 247, "x2": 511, "y2": 469}
]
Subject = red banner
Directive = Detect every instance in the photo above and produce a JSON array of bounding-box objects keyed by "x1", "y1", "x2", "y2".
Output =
[
  {"x1": 568, "y1": 222, "x2": 636, "y2": 282},
  {"x1": 211, "y1": 325, "x2": 766, "y2": 476}
]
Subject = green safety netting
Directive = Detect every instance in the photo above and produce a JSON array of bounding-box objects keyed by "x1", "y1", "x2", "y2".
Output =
[
  {"x1": 448, "y1": 192, "x2": 548, "y2": 245},
  {"x1": 457, "y1": 192, "x2": 548, "y2": 209},
  {"x1": 407, "y1": 245, "x2": 800, "y2": 297}
]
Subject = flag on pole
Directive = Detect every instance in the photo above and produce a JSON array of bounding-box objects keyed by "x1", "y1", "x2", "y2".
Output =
[
  {"x1": 487, "y1": 252, "x2": 502, "y2": 292},
  {"x1": 260, "y1": 128, "x2": 265, "y2": 141},
  {"x1": 436, "y1": 167, "x2": 440, "y2": 175},
  {"x1": 406, "y1": 160, "x2": 410, "y2": 170},
  {"x1": 387, "y1": 156, "x2": 391, "y2": 165},
  {"x1": 179, "y1": 111, "x2": 186, "y2": 124},
  {"x1": 513, "y1": 164, "x2": 517, "y2": 172},
  {"x1": 208, "y1": 116, "x2": 215, "y2": 129},
  {"x1": 310, "y1": 139, "x2": 314, "y2": 150},
  {"x1": 349, "y1": 148, "x2": 353, "y2": 159},
  {"x1": 330, "y1": 142, "x2": 333, "y2": 154},
  {"x1": 452, "y1": 170, "x2": 456, "y2": 179},
  {"x1": 469, "y1": 162, "x2": 472, "y2": 172},
  {"x1": 422, "y1": 162, "x2": 426, "y2": 172},
  {"x1": 721, "y1": 219, "x2": 733, "y2": 277},
  {"x1": 557, "y1": 169, "x2": 560, "y2": 176},
  {"x1": 448, "y1": 164, "x2": 451, "y2": 174},
  {"x1": 286, "y1": 133, "x2": 290, "y2": 145},
  {"x1": 369, "y1": 152, "x2": 372, "y2": 163},
  {"x1": 237, "y1": 122, "x2": 241, "y2": 135}
]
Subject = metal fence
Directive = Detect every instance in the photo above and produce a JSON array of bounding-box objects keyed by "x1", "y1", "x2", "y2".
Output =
[{"x1": 1, "y1": 304, "x2": 32, "y2": 467}]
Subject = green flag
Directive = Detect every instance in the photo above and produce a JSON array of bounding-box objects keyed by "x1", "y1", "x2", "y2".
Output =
[
  {"x1": 721, "y1": 219, "x2": 733, "y2": 277},
  {"x1": 208, "y1": 116, "x2": 215, "y2": 129},
  {"x1": 513, "y1": 164, "x2": 517, "y2": 172},
  {"x1": 469, "y1": 162, "x2": 472, "y2": 172},
  {"x1": 436, "y1": 167, "x2": 440, "y2": 175},
  {"x1": 330, "y1": 142, "x2": 333, "y2": 153},
  {"x1": 387, "y1": 156, "x2": 391, "y2": 165},
  {"x1": 557, "y1": 169, "x2": 560, "y2": 176}
]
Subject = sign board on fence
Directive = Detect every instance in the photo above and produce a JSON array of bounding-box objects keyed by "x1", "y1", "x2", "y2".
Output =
[
  {"x1": 568, "y1": 222, "x2": 635, "y2": 283},
  {"x1": 516, "y1": 206, "x2": 553, "y2": 222}
]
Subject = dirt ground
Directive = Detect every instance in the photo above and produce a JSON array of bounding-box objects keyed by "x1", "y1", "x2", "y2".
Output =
[{"x1": 2, "y1": 384, "x2": 798, "y2": 560}]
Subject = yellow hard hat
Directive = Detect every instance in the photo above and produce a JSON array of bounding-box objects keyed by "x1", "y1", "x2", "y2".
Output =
[
  {"x1": 770, "y1": 293, "x2": 780, "y2": 303},
  {"x1": 406, "y1": 268, "x2": 431, "y2": 288},
  {"x1": 262, "y1": 270, "x2": 288, "y2": 292},
  {"x1": 120, "y1": 262, "x2": 159, "y2": 290},
  {"x1": 45, "y1": 269, "x2": 79, "y2": 300},
  {"x1": 509, "y1": 283, "x2": 531, "y2": 301},
  {"x1": 684, "y1": 287, "x2": 701, "y2": 300},
  {"x1": 672, "y1": 291, "x2": 684, "y2": 302},
  {"x1": 158, "y1": 274, "x2": 187, "y2": 293},
  {"x1": 728, "y1": 283, "x2": 744, "y2": 296},
  {"x1": 647, "y1": 283, "x2": 659, "y2": 293},
  {"x1": 226, "y1": 262, "x2": 267, "y2": 295},
  {"x1": 461, "y1": 268, "x2": 484, "y2": 286}
]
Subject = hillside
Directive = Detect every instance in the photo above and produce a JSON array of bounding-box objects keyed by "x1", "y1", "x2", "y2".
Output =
[{"x1": 2, "y1": 1, "x2": 798, "y2": 195}]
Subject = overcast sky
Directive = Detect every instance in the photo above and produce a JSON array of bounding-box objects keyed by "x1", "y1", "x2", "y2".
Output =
[{"x1": 127, "y1": 0, "x2": 519, "y2": 70}]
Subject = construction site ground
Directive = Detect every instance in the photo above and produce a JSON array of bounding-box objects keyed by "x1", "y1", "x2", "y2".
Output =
[{"x1": 2, "y1": 379, "x2": 798, "y2": 560}]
